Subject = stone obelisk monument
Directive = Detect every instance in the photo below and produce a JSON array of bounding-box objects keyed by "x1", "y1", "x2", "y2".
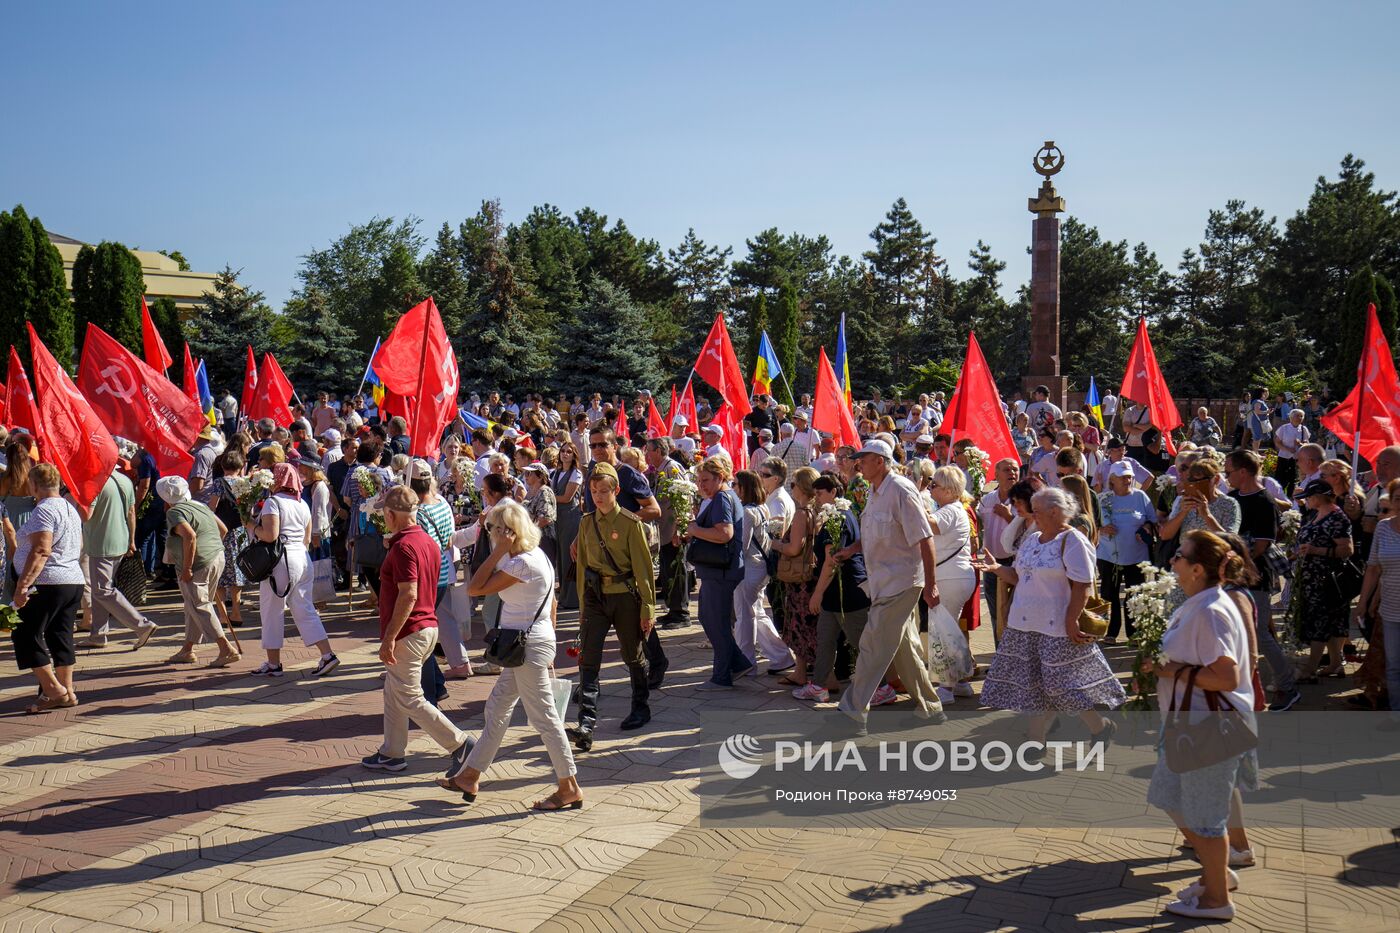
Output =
[{"x1": 1026, "y1": 140, "x2": 1067, "y2": 409}]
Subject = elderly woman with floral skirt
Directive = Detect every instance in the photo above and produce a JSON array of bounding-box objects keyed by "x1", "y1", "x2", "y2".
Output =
[{"x1": 975, "y1": 487, "x2": 1124, "y2": 752}]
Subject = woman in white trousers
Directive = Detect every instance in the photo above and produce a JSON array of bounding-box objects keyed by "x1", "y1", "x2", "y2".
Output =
[
  {"x1": 732, "y1": 471, "x2": 795, "y2": 673},
  {"x1": 253, "y1": 463, "x2": 340, "y2": 678}
]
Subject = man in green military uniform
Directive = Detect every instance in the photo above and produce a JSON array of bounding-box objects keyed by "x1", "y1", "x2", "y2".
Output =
[{"x1": 568, "y1": 463, "x2": 656, "y2": 752}]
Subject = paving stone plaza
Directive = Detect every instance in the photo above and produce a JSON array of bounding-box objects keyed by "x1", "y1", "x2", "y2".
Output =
[{"x1": 1, "y1": 590, "x2": 1396, "y2": 932}]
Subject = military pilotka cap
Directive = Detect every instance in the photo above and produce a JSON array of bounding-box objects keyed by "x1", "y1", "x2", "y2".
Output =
[{"x1": 591, "y1": 462, "x2": 619, "y2": 482}]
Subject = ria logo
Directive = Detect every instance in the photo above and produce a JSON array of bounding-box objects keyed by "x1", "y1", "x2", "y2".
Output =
[{"x1": 718, "y1": 734, "x2": 763, "y2": 779}]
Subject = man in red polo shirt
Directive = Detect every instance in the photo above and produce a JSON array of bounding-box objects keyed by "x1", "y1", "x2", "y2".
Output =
[{"x1": 361, "y1": 486, "x2": 475, "y2": 773}]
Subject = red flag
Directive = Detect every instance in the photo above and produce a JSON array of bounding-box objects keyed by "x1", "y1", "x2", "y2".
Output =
[
  {"x1": 372, "y1": 298, "x2": 458, "y2": 458},
  {"x1": 1119, "y1": 317, "x2": 1182, "y2": 456},
  {"x1": 711, "y1": 401, "x2": 749, "y2": 472},
  {"x1": 27, "y1": 323, "x2": 118, "y2": 518},
  {"x1": 813, "y1": 348, "x2": 861, "y2": 448},
  {"x1": 942, "y1": 332, "x2": 1019, "y2": 469},
  {"x1": 181, "y1": 343, "x2": 199, "y2": 404},
  {"x1": 248, "y1": 353, "x2": 295, "y2": 426},
  {"x1": 646, "y1": 397, "x2": 667, "y2": 439},
  {"x1": 141, "y1": 297, "x2": 173, "y2": 374},
  {"x1": 77, "y1": 324, "x2": 204, "y2": 476},
  {"x1": 666, "y1": 385, "x2": 679, "y2": 430},
  {"x1": 678, "y1": 380, "x2": 698, "y2": 431},
  {"x1": 1322, "y1": 303, "x2": 1400, "y2": 465},
  {"x1": 240, "y1": 346, "x2": 257, "y2": 415},
  {"x1": 613, "y1": 400, "x2": 631, "y2": 446},
  {"x1": 694, "y1": 313, "x2": 749, "y2": 410},
  {"x1": 0, "y1": 379, "x2": 6, "y2": 427},
  {"x1": 5, "y1": 348, "x2": 39, "y2": 434}
]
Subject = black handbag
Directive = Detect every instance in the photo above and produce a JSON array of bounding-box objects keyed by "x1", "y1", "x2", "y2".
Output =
[
  {"x1": 1324, "y1": 556, "x2": 1365, "y2": 604},
  {"x1": 687, "y1": 491, "x2": 741, "y2": 569},
  {"x1": 483, "y1": 590, "x2": 551, "y2": 668},
  {"x1": 115, "y1": 553, "x2": 149, "y2": 607},
  {"x1": 237, "y1": 538, "x2": 290, "y2": 597}
]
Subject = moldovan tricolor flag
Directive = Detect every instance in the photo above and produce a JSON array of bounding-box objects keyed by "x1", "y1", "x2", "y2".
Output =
[
  {"x1": 5, "y1": 348, "x2": 38, "y2": 434},
  {"x1": 1119, "y1": 317, "x2": 1182, "y2": 456},
  {"x1": 248, "y1": 352, "x2": 295, "y2": 426},
  {"x1": 942, "y1": 331, "x2": 1019, "y2": 469},
  {"x1": 372, "y1": 298, "x2": 458, "y2": 457},
  {"x1": 28, "y1": 323, "x2": 118, "y2": 518},
  {"x1": 1322, "y1": 303, "x2": 1400, "y2": 465},
  {"x1": 646, "y1": 396, "x2": 667, "y2": 439},
  {"x1": 613, "y1": 400, "x2": 631, "y2": 446},
  {"x1": 77, "y1": 323, "x2": 205, "y2": 476},
  {"x1": 812, "y1": 348, "x2": 860, "y2": 448},
  {"x1": 141, "y1": 298, "x2": 173, "y2": 374},
  {"x1": 751, "y1": 331, "x2": 782, "y2": 397},
  {"x1": 694, "y1": 313, "x2": 748, "y2": 410},
  {"x1": 240, "y1": 346, "x2": 258, "y2": 416}
]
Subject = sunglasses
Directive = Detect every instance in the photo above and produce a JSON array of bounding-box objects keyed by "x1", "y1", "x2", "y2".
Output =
[
  {"x1": 1169, "y1": 551, "x2": 1195, "y2": 564},
  {"x1": 588, "y1": 442, "x2": 611, "y2": 450}
]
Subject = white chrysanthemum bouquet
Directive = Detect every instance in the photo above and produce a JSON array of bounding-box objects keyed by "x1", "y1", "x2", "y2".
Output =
[{"x1": 1123, "y1": 561, "x2": 1176, "y2": 709}]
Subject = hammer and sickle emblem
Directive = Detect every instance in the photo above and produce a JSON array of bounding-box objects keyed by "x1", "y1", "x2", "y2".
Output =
[
  {"x1": 95, "y1": 362, "x2": 138, "y2": 403},
  {"x1": 434, "y1": 353, "x2": 458, "y2": 405}
]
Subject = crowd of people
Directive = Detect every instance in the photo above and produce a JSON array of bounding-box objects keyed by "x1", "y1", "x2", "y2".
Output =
[{"x1": 3, "y1": 377, "x2": 1396, "y2": 922}]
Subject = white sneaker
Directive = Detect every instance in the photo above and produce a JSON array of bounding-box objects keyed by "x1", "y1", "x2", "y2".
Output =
[
  {"x1": 936, "y1": 686, "x2": 957, "y2": 705},
  {"x1": 792, "y1": 683, "x2": 830, "y2": 702},
  {"x1": 1229, "y1": 846, "x2": 1255, "y2": 867},
  {"x1": 1165, "y1": 895, "x2": 1234, "y2": 920},
  {"x1": 1177, "y1": 868, "x2": 1241, "y2": 899}
]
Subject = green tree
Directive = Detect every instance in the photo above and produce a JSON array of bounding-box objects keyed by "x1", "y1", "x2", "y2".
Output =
[
  {"x1": 276, "y1": 288, "x2": 364, "y2": 395},
  {"x1": 1333, "y1": 265, "x2": 1400, "y2": 397},
  {"x1": 420, "y1": 222, "x2": 472, "y2": 340},
  {"x1": 1274, "y1": 155, "x2": 1400, "y2": 381},
  {"x1": 949, "y1": 242, "x2": 1025, "y2": 387},
  {"x1": 159, "y1": 249, "x2": 191, "y2": 271},
  {"x1": 70, "y1": 241, "x2": 144, "y2": 358},
  {"x1": 667, "y1": 228, "x2": 733, "y2": 370},
  {"x1": 298, "y1": 216, "x2": 424, "y2": 352},
  {"x1": 864, "y1": 198, "x2": 949, "y2": 371},
  {"x1": 771, "y1": 283, "x2": 801, "y2": 406},
  {"x1": 554, "y1": 279, "x2": 664, "y2": 397},
  {"x1": 27, "y1": 214, "x2": 74, "y2": 369},
  {"x1": 187, "y1": 267, "x2": 276, "y2": 390},
  {"x1": 0, "y1": 206, "x2": 38, "y2": 366},
  {"x1": 459, "y1": 199, "x2": 546, "y2": 391},
  {"x1": 370, "y1": 242, "x2": 427, "y2": 335},
  {"x1": 1057, "y1": 217, "x2": 1133, "y2": 386}
]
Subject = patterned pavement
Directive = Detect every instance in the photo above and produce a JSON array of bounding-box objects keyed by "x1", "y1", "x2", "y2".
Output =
[{"x1": 0, "y1": 585, "x2": 1397, "y2": 932}]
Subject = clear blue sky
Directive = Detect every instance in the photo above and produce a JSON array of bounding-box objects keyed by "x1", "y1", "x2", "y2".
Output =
[{"x1": 5, "y1": 1, "x2": 1397, "y2": 308}]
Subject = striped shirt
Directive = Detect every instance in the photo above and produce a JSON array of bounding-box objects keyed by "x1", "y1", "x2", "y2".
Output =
[
  {"x1": 417, "y1": 498, "x2": 456, "y2": 588},
  {"x1": 1367, "y1": 520, "x2": 1400, "y2": 623}
]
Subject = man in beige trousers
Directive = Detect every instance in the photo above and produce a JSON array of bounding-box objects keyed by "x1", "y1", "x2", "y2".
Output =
[{"x1": 361, "y1": 486, "x2": 474, "y2": 773}]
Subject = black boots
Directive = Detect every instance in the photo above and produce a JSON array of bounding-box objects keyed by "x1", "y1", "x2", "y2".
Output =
[
  {"x1": 644, "y1": 629, "x2": 668, "y2": 689},
  {"x1": 620, "y1": 664, "x2": 651, "y2": 731},
  {"x1": 570, "y1": 668, "x2": 600, "y2": 751}
]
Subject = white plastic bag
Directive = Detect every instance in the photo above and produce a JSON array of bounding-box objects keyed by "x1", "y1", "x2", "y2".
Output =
[
  {"x1": 925, "y1": 603, "x2": 974, "y2": 683},
  {"x1": 311, "y1": 557, "x2": 336, "y2": 604},
  {"x1": 550, "y1": 677, "x2": 573, "y2": 723}
]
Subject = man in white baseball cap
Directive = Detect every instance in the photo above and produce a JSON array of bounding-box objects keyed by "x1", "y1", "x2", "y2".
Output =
[
  {"x1": 832, "y1": 438, "x2": 945, "y2": 729},
  {"x1": 702, "y1": 423, "x2": 729, "y2": 463}
]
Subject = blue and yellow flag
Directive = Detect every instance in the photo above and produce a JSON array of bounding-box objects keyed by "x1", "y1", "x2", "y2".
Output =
[
  {"x1": 752, "y1": 330, "x2": 782, "y2": 396},
  {"x1": 834, "y1": 313, "x2": 852, "y2": 406},
  {"x1": 1086, "y1": 375, "x2": 1103, "y2": 428},
  {"x1": 362, "y1": 337, "x2": 386, "y2": 409},
  {"x1": 195, "y1": 360, "x2": 216, "y2": 426}
]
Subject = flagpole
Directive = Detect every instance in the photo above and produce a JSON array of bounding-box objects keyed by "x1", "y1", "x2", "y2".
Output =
[{"x1": 355, "y1": 337, "x2": 381, "y2": 400}]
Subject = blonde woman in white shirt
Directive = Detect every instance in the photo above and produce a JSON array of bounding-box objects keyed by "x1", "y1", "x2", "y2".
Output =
[
  {"x1": 975, "y1": 487, "x2": 1124, "y2": 749},
  {"x1": 926, "y1": 466, "x2": 978, "y2": 702}
]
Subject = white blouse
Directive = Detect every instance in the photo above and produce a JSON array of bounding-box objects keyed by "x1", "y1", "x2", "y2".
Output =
[{"x1": 1007, "y1": 528, "x2": 1096, "y2": 637}]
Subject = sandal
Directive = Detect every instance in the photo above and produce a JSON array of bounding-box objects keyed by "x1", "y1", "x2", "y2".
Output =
[
  {"x1": 25, "y1": 691, "x2": 76, "y2": 715},
  {"x1": 776, "y1": 675, "x2": 804, "y2": 687},
  {"x1": 531, "y1": 791, "x2": 584, "y2": 812},
  {"x1": 435, "y1": 776, "x2": 478, "y2": 804}
]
